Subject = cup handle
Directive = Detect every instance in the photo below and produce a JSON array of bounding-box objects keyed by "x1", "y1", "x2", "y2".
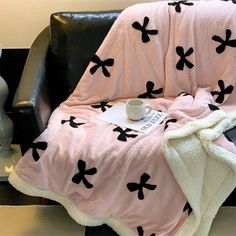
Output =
[{"x1": 145, "y1": 105, "x2": 152, "y2": 115}]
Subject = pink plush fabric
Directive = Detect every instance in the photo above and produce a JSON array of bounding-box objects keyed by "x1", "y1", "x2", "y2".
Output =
[{"x1": 9, "y1": 1, "x2": 236, "y2": 236}]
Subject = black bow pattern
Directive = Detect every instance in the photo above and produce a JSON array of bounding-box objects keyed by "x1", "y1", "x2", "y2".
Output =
[
  {"x1": 113, "y1": 127, "x2": 138, "y2": 141},
  {"x1": 137, "y1": 226, "x2": 156, "y2": 236},
  {"x1": 222, "y1": 0, "x2": 236, "y2": 3},
  {"x1": 212, "y1": 29, "x2": 236, "y2": 54},
  {"x1": 132, "y1": 16, "x2": 158, "y2": 43},
  {"x1": 164, "y1": 119, "x2": 177, "y2": 131},
  {"x1": 176, "y1": 46, "x2": 194, "y2": 70},
  {"x1": 178, "y1": 92, "x2": 193, "y2": 97},
  {"x1": 90, "y1": 54, "x2": 114, "y2": 77},
  {"x1": 138, "y1": 81, "x2": 163, "y2": 98},
  {"x1": 61, "y1": 116, "x2": 85, "y2": 128},
  {"x1": 208, "y1": 104, "x2": 220, "y2": 111},
  {"x1": 211, "y1": 80, "x2": 234, "y2": 103},
  {"x1": 127, "y1": 173, "x2": 157, "y2": 200},
  {"x1": 91, "y1": 102, "x2": 112, "y2": 112},
  {"x1": 168, "y1": 1, "x2": 194, "y2": 13},
  {"x1": 30, "y1": 141, "x2": 48, "y2": 161},
  {"x1": 183, "y1": 202, "x2": 193, "y2": 215},
  {"x1": 72, "y1": 160, "x2": 97, "y2": 189}
]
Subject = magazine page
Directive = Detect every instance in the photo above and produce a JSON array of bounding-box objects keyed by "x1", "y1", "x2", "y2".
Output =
[{"x1": 97, "y1": 102, "x2": 167, "y2": 134}]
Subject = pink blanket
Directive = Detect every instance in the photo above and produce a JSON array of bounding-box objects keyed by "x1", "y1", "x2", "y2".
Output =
[{"x1": 9, "y1": 1, "x2": 236, "y2": 235}]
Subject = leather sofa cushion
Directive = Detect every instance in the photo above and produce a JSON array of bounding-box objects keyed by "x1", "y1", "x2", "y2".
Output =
[{"x1": 48, "y1": 11, "x2": 121, "y2": 107}]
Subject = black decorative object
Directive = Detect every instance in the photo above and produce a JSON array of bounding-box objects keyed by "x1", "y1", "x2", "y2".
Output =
[
  {"x1": 176, "y1": 46, "x2": 194, "y2": 70},
  {"x1": 132, "y1": 16, "x2": 158, "y2": 43},
  {"x1": 72, "y1": 159, "x2": 97, "y2": 189},
  {"x1": 137, "y1": 226, "x2": 156, "y2": 236},
  {"x1": 164, "y1": 119, "x2": 177, "y2": 131},
  {"x1": 31, "y1": 141, "x2": 48, "y2": 161},
  {"x1": 91, "y1": 102, "x2": 112, "y2": 112},
  {"x1": 127, "y1": 173, "x2": 157, "y2": 200},
  {"x1": 221, "y1": 0, "x2": 236, "y2": 3},
  {"x1": 183, "y1": 201, "x2": 193, "y2": 215},
  {"x1": 208, "y1": 104, "x2": 220, "y2": 111},
  {"x1": 138, "y1": 81, "x2": 163, "y2": 98},
  {"x1": 212, "y1": 29, "x2": 236, "y2": 54},
  {"x1": 211, "y1": 80, "x2": 234, "y2": 103},
  {"x1": 178, "y1": 92, "x2": 193, "y2": 97},
  {"x1": 113, "y1": 127, "x2": 138, "y2": 141},
  {"x1": 168, "y1": 1, "x2": 194, "y2": 13},
  {"x1": 90, "y1": 54, "x2": 114, "y2": 77},
  {"x1": 61, "y1": 116, "x2": 85, "y2": 128}
]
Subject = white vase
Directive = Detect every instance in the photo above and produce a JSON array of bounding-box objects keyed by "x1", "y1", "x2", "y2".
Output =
[{"x1": 0, "y1": 76, "x2": 14, "y2": 156}]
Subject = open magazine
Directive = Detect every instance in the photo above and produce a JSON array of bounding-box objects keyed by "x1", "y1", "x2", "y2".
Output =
[{"x1": 97, "y1": 102, "x2": 167, "y2": 134}]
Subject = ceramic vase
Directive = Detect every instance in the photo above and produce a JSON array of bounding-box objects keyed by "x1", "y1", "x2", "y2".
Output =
[{"x1": 0, "y1": 75, "x2": 14, "y2": 156}]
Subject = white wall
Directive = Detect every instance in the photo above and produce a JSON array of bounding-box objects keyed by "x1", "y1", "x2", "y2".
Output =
[{"x1": 0, "y1": 0, "x2": 157, "y2": 48}]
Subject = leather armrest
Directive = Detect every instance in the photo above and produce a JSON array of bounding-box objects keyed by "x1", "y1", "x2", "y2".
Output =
[{"x1": 13, "y1": 27, "x2": 52, "y2": 154}]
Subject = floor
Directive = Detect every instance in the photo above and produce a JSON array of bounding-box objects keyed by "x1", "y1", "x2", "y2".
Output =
[
  {"x1": 1, "y1": 182, "x2": 236, "y2": 236},
  {"x1": 209, "y1": 207, "x2": 236, "y2": 236},
  {"x1": 1, "y1": 205, "x2": 86, "y2": 236},
  {"x1": 0, "y1": 182, "x2": 118, "y2": 236}
]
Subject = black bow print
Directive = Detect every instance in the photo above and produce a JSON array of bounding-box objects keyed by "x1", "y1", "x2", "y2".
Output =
[
  {"x1": 132, "y1": 16, "x2": 158, "y2": 43},
  {"x1": 90, "y1": 54, "x2": 114, "y2": 77},
  {"x1": 208, "y1": 104, "x2": 220, "y2": 111},
  {"x1": 176, "y1": 46, "x2": 194, "y2": 70},
  {"x1": 91, "y1": 102, "x2": 112, "y2": 112},
  {"x1": 183, "y1": 202, "x2": 193, "y2": 215},
  {"x1": 212, "y1": 29, "x2": 236, "y2": 54},
  {"x1": 72, "y1": 160, "x2": 97, "y2": 189},
  {"x1": 211, "y1": 80, "x2": 234, "y2": 103},
  {"x1": 137, "y1": 226, "x2": 155, "y2": 236},
  {"x1": 138, "y1": 81, "x2": 163, "y2": 98},
  {"x1": 168, "y1": 1, "x2": 194, "y2": 13},
  {"x1": 164, "y1": 119, "x2": 177, "y2": 131},
  {"x1": 127, "y1": 173, "x2": 157, "y2": 200},
  {"x1": 31, "y1": 141, "x2": 48, "y2": 161},
  {"x1": 160, "y1": 116, "x2": 168, "y2": 125},
  {"x1": 221, "y1": 0, "x2": 236, "y2": 4},
  {"x1": 61, "y1": 116, "x2": 85, "y2": 128},
  {"x1": 113, "y1": 127, "x2": 138, "y2": 141},
  {"x1": 178, "y1": 92, "x2": 193, "y2": 97}
]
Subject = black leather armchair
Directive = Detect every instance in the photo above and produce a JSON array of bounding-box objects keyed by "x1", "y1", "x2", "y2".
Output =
[
  {"x1": 13, "y1": 11, "x2": 236, "y2": 205},
  {"x1": 13, "y1": 11, "x2": 121, "y2": 155}
]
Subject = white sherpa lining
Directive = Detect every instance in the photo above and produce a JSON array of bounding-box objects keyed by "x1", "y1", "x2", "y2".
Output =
[
  {"x1": 163, "y1": 110, "x2": 236, "y2": 236},
  {"x1": 8, "y1": 171, "x2": 137, "y2": 236}
]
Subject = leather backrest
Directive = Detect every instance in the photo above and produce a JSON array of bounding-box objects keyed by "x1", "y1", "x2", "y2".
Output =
[{"x1": 48, "y1": 11, "x2": 121, "y2": 107}]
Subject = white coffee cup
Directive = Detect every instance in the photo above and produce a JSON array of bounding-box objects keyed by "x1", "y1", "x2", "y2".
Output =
[{"x1": 126, "y1": 99, "x2": 152, "y2": 121}]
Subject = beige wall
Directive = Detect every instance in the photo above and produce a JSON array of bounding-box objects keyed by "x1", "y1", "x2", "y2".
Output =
[{"x1": 0, "y1": 0, "x2": 158, "y2": 48}]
